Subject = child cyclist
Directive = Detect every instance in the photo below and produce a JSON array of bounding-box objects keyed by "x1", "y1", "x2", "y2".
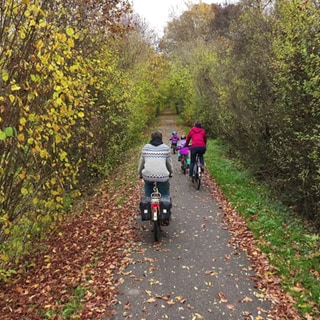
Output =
[
  {"x1": 177, "y1": 135, "x2": 190, "y2": 167},
  {"x1": 169, "y1": 131, "x2": 179, "y2": 153}
]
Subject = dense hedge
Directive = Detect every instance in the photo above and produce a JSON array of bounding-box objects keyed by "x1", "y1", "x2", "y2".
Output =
[{"x1": 0, "y1": 0, "x2": 168, "y2": 274}]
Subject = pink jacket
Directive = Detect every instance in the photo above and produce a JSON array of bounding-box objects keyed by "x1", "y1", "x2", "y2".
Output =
[{"x1": 185, "y1": 126, "x2": 207, "y2": 148}]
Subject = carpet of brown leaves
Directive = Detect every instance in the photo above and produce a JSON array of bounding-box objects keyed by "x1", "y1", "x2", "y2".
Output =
[{"x1": 0, "y1": 182, "x2": 142, "y2": 320}]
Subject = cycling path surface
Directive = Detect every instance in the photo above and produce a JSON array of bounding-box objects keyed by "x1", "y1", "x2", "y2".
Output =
[{"x1": 110, "y1": 112, "x2": 300, "y2": 320}]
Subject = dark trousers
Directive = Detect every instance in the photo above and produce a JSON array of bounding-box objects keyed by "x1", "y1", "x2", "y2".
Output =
[
  {"x1": 144, "y1": 180, "x2": 170, "y2": 197},
  {"x1": 190, "y1": 146, "x2": 206, "y2": 176}
]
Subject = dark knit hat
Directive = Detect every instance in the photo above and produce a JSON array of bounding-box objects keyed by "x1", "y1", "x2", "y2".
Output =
[{"x1": 194, "y1": 121, "x2": 201, "y2": 128}]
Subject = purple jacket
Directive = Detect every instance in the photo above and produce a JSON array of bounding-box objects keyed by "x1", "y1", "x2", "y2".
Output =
[
  {"x1": 179, "y1": 147, "x2": 189, "y2": 156},
  {"x1": 170, "y1": 135, "x2": 179, "y2": 144}
]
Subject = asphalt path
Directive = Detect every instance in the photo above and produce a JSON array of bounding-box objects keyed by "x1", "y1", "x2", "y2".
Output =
[{"x1": 110, "y1": 114, "x2": 274, "y2": 320}]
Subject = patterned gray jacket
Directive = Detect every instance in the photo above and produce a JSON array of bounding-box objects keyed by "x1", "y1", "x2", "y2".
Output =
[{"x1": 138, "y1": 143, "x2": 173, "y2": 182}]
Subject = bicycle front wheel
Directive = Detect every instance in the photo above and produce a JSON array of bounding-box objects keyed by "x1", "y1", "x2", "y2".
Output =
[{"x1": 181, "y1": 158, "x2": 186, "y2": 174}]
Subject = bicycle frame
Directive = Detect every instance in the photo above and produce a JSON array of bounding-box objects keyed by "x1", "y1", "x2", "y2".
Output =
[
  {"x1": 180, "y1": 155, "x2": 188, "y2": 174},
  {"x1": 150, "y1": 193, "x2": 160, "y2": 221},
  {"x1": 150, "y1": 182, "x2": 161, "y2": 241}
]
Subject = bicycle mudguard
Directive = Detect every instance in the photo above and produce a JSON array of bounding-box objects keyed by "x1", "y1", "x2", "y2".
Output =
[{"x1": 139, "y1": 196, "x2": 151, "y2": 221}]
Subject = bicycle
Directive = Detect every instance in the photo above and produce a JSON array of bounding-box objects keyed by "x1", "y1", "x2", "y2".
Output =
[
  {"x1": 180, "y1": 155, "x2": 188, "y2": 175},
  {"x1": 191, "y1": 153, "x2": 202, "y2": 190},
  {"x1": 150, "y1": 182, "x2": 162, "y2": 242},
  {"x1": 140, "y1": 181, "x2": 172, "y2": 242},
  {"x1": 171, "y1": 142, "x2": 177, "y2": 154}
]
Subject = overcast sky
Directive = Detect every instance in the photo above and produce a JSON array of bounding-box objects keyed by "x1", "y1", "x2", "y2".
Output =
[{"x1": 131, "y1": 0, "x2": 239, "y2": 36}]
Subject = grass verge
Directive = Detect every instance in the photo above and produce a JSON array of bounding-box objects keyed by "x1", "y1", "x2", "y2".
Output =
[{"x1": 205, "y1": 139, "x2": 320, "y2": 318}]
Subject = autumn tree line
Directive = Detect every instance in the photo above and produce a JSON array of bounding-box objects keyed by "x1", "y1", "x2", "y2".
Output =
[
  {"x1": 0, "y1": 0, "x2": 319, "y2": 276},
  {"x1": 0, "y1": 0, "x2": 168, "y2": 276},
  {"x1": 160, "y1": 1, "x2": 320, "y2": 225}
]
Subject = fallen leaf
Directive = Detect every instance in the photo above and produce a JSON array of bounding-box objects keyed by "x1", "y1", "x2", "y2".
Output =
[
  {"x1": 175, "y1": 296, "x2": 186, "y2": 304},
  {"x1": 217, "y1": 292, "x2": 228, "y2": 303},
  {"x1": 242, "y1": 296, "x2": 253, "y2": 303},
  {"x1": 226, "y1": 304, "x2": 236, "y2": 310}
]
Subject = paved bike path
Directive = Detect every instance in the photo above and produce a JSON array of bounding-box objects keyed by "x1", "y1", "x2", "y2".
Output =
[{"x1": 110, "y1": 115, "x2": 274, "y2": 319}]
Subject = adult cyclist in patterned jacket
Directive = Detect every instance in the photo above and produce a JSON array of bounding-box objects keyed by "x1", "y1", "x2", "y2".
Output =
[{"x1": 138, "y1": 130, "x2": 173, "y2": 197}]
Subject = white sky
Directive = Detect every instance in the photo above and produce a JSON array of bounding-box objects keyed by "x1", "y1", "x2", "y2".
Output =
[{"x1": 131, "y1": 0, "x2": 239, "y2": 36}]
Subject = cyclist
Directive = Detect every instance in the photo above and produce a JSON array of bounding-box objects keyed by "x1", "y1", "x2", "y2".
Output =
[
  {"x1": 177, "y1": 134, "x2": 190, "y2": 167},
  {"x1": 138, "y1": 130, "x2": 173, "y2": 197},
  {"x1": 169, "y1": 131, "x2": 179, "y2": 152},
  {"x1": 185, "y1": 121, "x2": 207, "y2": 178}
]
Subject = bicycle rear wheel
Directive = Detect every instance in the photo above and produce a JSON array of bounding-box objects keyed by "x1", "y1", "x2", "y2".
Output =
[
  {"x1": 196, "y1": 172, "x2": 201, "y2": 190},
  {"x1": 181, "y1": 158, "x2": 186, "y2": 174},
  {"x1": 154, "y1": 219, "x2": 160, "y2": 242},
  {"x1": 196, "y1": 162, "x2": 201, "y2": 190},
  {"x1": 192, "y1": 163, "x2": 197, "y2": 182}
]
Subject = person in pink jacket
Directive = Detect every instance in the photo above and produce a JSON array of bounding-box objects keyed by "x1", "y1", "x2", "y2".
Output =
[{"x1": 185, "y1": 121, "x2": 207, "y2": 177}]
